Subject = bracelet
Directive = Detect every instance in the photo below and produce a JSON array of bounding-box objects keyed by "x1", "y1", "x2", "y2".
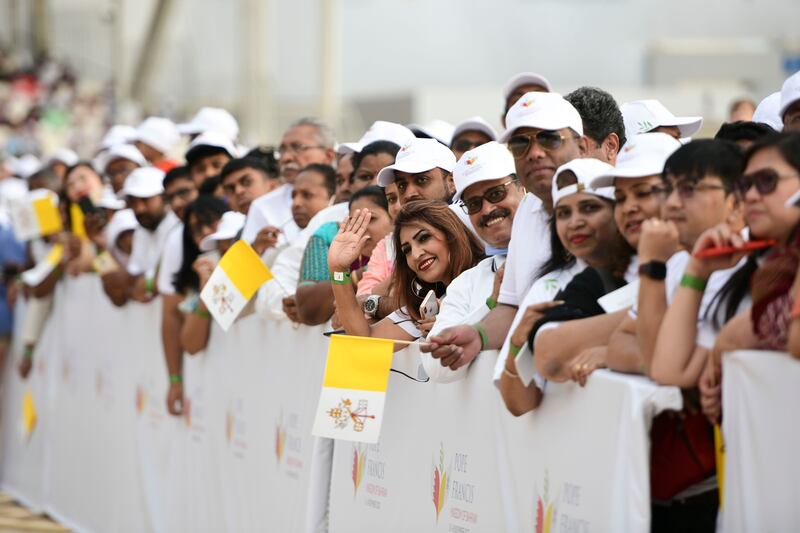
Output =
[
  {"x1": 502, "y1": 365, "x2": 519, "y2": 379},
  {"x1": 23, "y1": 346, "x2": 34, "y2": 360},
  {"x1": 194, "y1": 307, "x2": 211, "y2": 319},
  {"x1": 330, "y1": 271, "x2": 351, "y2": 285},
  {"x1": 679, "y1": 273, "x2": 707, "y2": 292},
  {"x1": 485, "y1": 296, "x2": 497, "y2": 310},
  {"x1": 509, "y1": 341, "x2": 522, "y2": 358},
  {"x1": 144, "y1": 277, "x2": 155, "y2": 295},
  {"x1": 472, "y1": 322, "x2": 489, "y2": 351},
  {"x1": 169, "y1": 374, "x2": 183, "y2": 384}
]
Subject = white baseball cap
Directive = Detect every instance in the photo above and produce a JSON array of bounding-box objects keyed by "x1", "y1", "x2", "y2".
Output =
[
  {"x1": 376, "y1": 138, "x2": 457, "y2": 187},
  {"x1": 178, "y1": 107, "x2": 239, "y2": 141},
  {"x1": 199, "y1": 211, "x2": 246, "y2": 252},
  {"x1": 134, "y1": 117, "x2": 180, "y2": 155},
  {"x1": 499, "y1": 92, "x2": 584, "y2": 143},
  {"x1": 121, "y1": 167, "x2": 166, "y2": 198},
  {"x1": 184, "y1": 131, "x2": 239, "y2": 163},
  {"x1": 752, "y1": 92, "x2": 783, "y2": 132},
  {"x1": 451, "y1": 117, "x2": 498, "y2": 144},
  {"x1": 99, "y1": 125, "x2": 137, "y2": 151},
  {"x1": 590, "y1": 132, "x2": 681, "y2": 188},
  {"x1": 621, "y1": 100, "x2": 702, "y2": 140},
  {"x1": 779, "y1": 70, "x2": 800, "y2": 119},
  {"x1": 105, "y1": 208, "x2": 139, "y2": 249},
  {"x1": 407, "y1": 119, "x2": 456, "y2": 146},
  {"x1": 552, "y1": 158, "x2": 616, "y2": 207},
  {"x1": 97, "y1": 185, "x2": 126, "y2": 210},
  {"x1": 503, "y1": 72, "x2": 552, "y2": 100},
  {"x1": 336, "y1": 121, "x2": 415, "y2": 155},
  {"x1": 452, "y1": 142, "x2": 516, "y2": 202},
  {"x1": 99, "y1": 143, "x2": 148, "y2": 173},
  {"x1": 11, "y1": 154, "x2": 42, "y2": 179},
  {"x1": 47, "y1": 148, "x2": 79, "y2": 168}
]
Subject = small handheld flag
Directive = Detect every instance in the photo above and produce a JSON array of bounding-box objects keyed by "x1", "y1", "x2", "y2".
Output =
[{"x1": 9, "y1": 190, "x2": 63, "y2": 241}]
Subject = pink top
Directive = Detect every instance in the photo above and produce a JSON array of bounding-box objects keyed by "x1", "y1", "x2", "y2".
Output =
[{"x1": 356, "y1": 234, "x2": 395, "y2": 296}]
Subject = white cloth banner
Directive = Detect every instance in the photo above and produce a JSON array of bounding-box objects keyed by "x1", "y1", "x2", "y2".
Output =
[{"x1": 721, "y1": 350, "x2": 800, "y2": 532}]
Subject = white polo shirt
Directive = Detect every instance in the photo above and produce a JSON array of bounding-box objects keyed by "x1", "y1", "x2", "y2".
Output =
[
  {"x1": 423, "y1": 255, "x2": 505, "y2": 383},
  {"x1": 156, "y1": 224, "x2": 184, "y2": 295},
  {"x1": 127, "y1": 210, "x2": 181, "y2": 277},
  {"x1": 497, "y1": 193, "x2": 551, "y2": 306},
  {"x1": 240, "y1": 184, "x2": 300, "y2": 246}
]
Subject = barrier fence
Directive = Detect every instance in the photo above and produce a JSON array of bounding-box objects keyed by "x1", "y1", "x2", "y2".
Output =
[{"x1": 0, "y1": 276, "x2": 797, "y2": 532}]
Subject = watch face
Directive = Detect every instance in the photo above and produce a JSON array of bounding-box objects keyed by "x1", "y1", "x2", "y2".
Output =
[{"x1": 364, "y1": 297, "x2": 378, "y2": 313}]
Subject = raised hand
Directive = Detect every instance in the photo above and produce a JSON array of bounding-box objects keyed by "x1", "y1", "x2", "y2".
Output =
[{"x1": 327, "y1": 209, "x2": 372, "y2": 272}]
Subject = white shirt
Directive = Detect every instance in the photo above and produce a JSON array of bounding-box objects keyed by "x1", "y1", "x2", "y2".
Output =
[
  {"x1": 497, "y1": 193, "x2": 551, "y2": 306},
  {"x1": 255, "y1": 202, "x2": 349, "y2": 320},
  {"x1": 127, "y1": 210, "x2": 180, "y2": 277},
  {"x1": 423, "y1": 255, "x2": 505, "y2": 383},
  {"x1": 240, "y1": 184, "x2": 300, "y2": 246},
  {"x1": 156, "y1": 224, "x2": 184, "y2": 295}
]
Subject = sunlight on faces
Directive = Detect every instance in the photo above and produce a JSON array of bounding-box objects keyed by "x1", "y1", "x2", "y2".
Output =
[
  {"x1": 394, "y1": 168, "x2": 454, "y2": 205},
  {"x1": 349, "y1": 198, "x2": 393, "y2": 258},
  {"x1": 742, "y1": 147, "x2": 800, "y2": 242},
  {"x1": 662, "y1": 173, "x2": 735, "y2": 249},
  {"x1": 291, "y1": 169, "x2": 333, "y2": 229},
  {"x1": 222, "y1": 166, "x2": 275, "y2": 215},
  {"x1": 398, "y1": 221, "x2": 451, "y2": 284},
  {"x1": 511, "y1": 126, "x2": 582, "y2": 207},
  {"x1": 461, "y1": 176, "x2": 523, "y2": 248},
  {"x1": 555, "y1": 191, "x2": 617, "y2": 266},
  {"x1": 189, "y1": 153, "x2": 231, "y2": 187},
  {"x1": 65, "y1": 165, "x2": 104, "y2": 203},
  {"x1": 612, "y1": 175, "x2": 666, "y2": 249}
]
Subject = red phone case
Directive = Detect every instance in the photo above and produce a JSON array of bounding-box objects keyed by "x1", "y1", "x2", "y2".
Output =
[{"x1": 693, "y1": 239, "x2": 775, "y2": 259}]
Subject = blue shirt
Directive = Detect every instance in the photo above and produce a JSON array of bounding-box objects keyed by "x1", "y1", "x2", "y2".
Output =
[{"x1": 0, "y1": 224, "x2": 26, "y2": 335}]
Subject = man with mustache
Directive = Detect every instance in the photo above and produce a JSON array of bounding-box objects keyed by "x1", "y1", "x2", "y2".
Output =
[{"x1": 423, "y1": 141, "x2": 525, "y2": 381}]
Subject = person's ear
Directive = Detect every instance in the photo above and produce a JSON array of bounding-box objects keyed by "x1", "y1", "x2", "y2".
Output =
[
  {"x1": 603, "y1": 133, "x2": 621, "y2": 163},
  {"x1": 577, "y1": 135, "x2": 590, "y2": 156},
  {"x1": 444, "y1": 172, "x2": 455, "y2": 195},
  {"x1": 725, "y1": 191, "x2": 745, "y2": 228}
]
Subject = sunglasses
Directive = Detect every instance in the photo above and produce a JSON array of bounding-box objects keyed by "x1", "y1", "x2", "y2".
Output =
[
  {"x1": 460, "y1": 179, "x2": 517, "y2": 215},
  {"x1": 736, "y1": 168, "x2": 800, "y2": 196},
  {"x1": 452, "y1": 139, "x2": 486, "y2": 153},
  {"x1": 662, "y1": 178, "x2": 727, "y2": 200},
  {"x1": 507, "y1": 130, "x2": 579, "y2": 159}
]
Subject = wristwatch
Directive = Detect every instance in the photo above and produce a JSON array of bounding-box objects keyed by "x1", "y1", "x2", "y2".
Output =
[
  {"x1": 363, "y1": 295, "x2": 381, "y2": 318},
  {"x1": 638, "y1": 260, "x2": 667, "y2": 280}
]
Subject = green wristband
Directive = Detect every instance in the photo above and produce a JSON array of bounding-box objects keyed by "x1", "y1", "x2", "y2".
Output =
[
  {"x1": 193, "y1": 307, "x2": 211, "y2": 319},
  {"x1": 169, "y1": 374, "x2": 182, "y2": 384},
  {"x1": 485, "y1": 296, "x2": 497, "y2": 310},
  {"x1": 145, "y1": 277, "x2": 155, "y2": 295},
  {"x1": 509, "y1": 342, "x2": 522, "y2": 358},
  {"x1": 680, "y1": 273, "x2": 707, "y2": 292},
  {"x1": 330, "y1": 271, "x2": 351, "y2": 285},
  {"x1": 472, "y1": 322, "x2": 489, "y2": 351}
]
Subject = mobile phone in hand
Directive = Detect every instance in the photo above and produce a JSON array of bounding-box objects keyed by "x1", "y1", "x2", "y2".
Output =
[
  {"x1": 419, "y1": 289, "x2": 439, "y2": 319},
  {"x1": 77, "y1": 196, "x2": 99, "y2": 215}
]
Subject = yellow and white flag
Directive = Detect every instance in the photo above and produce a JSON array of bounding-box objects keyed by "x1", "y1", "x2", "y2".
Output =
[
  {"x1": 9, "y1": 189, "x2": 62, "y2": 241},
  {"x1": 22, "y1": 389, "x2": 37, "y2": 437},
  {"x1": 200, "y1": 240, "x2": 273, "y2": 331},
  {"x1": 21, "y1": 244, "x2": 64, "y2": 287},
  {"x1": 312, "y1": 334, "x2": 394, "y2": 443}
]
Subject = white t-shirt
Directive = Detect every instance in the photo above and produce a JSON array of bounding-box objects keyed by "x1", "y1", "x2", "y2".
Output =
[
  {"x1": 497, "y1": 193, "x2": 551, "y2": 306},
  {"x1": 240, "y1": 184, "x2": 300, "y2": 246},
  {"x1": 156, "y1": 224, "x2": 184, "y2": 295},
  {"x1": 127, "y1": 210, "x2": 181, "y2": 277},
  {"x1": 423, "y1": 255, "x2": 505, "y2": 383}
]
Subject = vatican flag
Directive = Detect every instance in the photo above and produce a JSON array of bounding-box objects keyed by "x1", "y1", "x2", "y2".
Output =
[
  {"x1": 312, "y1": 334, "x2": 394, "y2": 443},
  {"x1": 200, "y1": 240, "x2": 272, "y2": 331},
  {"x1": 22, "y1": 389, "x2": 37, "y2": 437},
  {"x1": 21, "y1": 244, "x2": 64, "y2": 286},
  {"x1": 10, "y1": 189, "x2": 63, "y2": 241}
]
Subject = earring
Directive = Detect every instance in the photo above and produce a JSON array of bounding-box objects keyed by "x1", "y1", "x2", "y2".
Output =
[{"x1": 411, "y1": 277, "x2": 426, "y2": 298}]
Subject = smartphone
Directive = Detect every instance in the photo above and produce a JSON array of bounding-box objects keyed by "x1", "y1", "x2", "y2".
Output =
[
  {"x1": 419, "y1": 290, "x2": 439, "y2": 319},
  {"x1": 693, "y1": 239, "x2": 775, "y2": 259},
  {"x1": 785, "y1": 189, "x2": 800, "y2": 209},
  {"x1": 77, "y1": 196, "x2": 99, "y2": 215}
]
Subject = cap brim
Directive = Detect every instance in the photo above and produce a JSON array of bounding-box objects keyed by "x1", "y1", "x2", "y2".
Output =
[
  {"x1": 336, "y1": 142, "x2": 362, "y2": 155},
  {"x1": 121, "y1": 188, "x2": 163, "y2": 198},
  {"x1": 590, "y1": 165, "x2": 664, "y2": 189},
  {"x1": 452, "y1": 123, "x2": 497, "y2": 143},
  {"x1": 660, "y1": 116, "x2": 702, "y2": 138},
  {"x1": 177, "y1": 122, "x2": 202, "y2": 134},
  {"x1": 779, "y1": 95, "x2": 800, "y2": 118}
]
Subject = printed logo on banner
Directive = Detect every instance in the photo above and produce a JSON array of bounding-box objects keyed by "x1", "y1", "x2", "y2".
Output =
[
  {"x1": 432, "y1": 443, "x2": 451, "y2": 523},
  {"x1": 275, "y1": 408, "x2": 304, "y2": 479},
  {"x1": 226, "y1": 397, "x2": 248, "y2": 459},
  {"x1": 352, "y1": 443, "x2": 367, "y2": 495},
  {"x1": 185, "y1": 385, "x2": 208, "y2": 442},
  {"x1": 535, "y1": 470, "x2": 557, "y2": 533},
  {"x1": 135, "y1": 385, "x2": 146, "y2": 415},
  {"x1": 275, "y1": 413, "x2": 287, "y2": 463},
  {"x1": 429, "y1": 443, "x2": 479, "y2": 530},
  {"x1": 225, "y1": 409, "x2": 234, "y2": 445}
]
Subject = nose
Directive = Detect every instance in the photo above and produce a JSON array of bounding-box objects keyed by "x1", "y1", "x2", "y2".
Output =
[
  {"x1": 743, "y1": 184, "x2": 760, "y2": 203},
  {"x1": 526, "y1": 139, "x2": 547, "y2": 161},
  {"x1": 566, "y1": 213, "x2": 585, "y2": 230}
]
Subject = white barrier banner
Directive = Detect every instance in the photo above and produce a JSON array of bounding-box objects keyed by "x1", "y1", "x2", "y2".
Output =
[{"x1": 722, "y1": 350, "x2": 800, "y2": 532}]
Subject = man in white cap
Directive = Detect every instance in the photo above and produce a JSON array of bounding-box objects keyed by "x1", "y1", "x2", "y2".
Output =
[
  {"x1": 102, "y1": 167, "x2": 180, "y2": 306},
  {"x1": 450, "y1": 117, "x2": 497, "y2": 160},
  {"x1": 133, "y1": 117, "x2": 180, "y2": 171},
  {"x1": 178, "y1": 106, "x2": 239, "y2": 142},
  {"x1": 184, "y1": 131, "x2": 238, "y2": 187},
  {"x1": 425, "y1": 91, "x2": 585, "y2": 370},
  {"x1": 100, "y1": 143, "x2": 148, "y2": 193},
  {"x1": 620, "y1": 99, "x2": 703, "y2": 141},
  {"x1": 423, "y1": 141, "x2": 525, "y2": 382},
  {"x1": 501, "y1": 72, "x2": 551, "y2": 127},
  {"x1": 780, "y1": 70, "x2": 800, "y2": 132}
]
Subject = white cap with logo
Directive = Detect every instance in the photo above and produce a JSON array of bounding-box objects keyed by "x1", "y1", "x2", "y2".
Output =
[
  {"x1": 337, "y1": 121, "x2": 416, "y2": 155},
  {"x1": 134, "y1": 117, "x2": 180, "y2": 155},
  {"x1": 452, "y1": 141, "x2": 516, "y2": 202},
  {"x1": 184, "y1": 131, "x2": 240, "y2": 162},
  {"x1": 779, "y1": 70, "x2": 800, "y2": 119},
  {"x1": 178, "y1": 107, "x2": 239, "y2": 141},
  {"x1": 376, "y1": 138, "x2": 457, "y2": 187},
  {"x1": 552, "y1": 158, "x2": 616, "y2": 207},
  {"x1": 503, "y1": 72, "x2": 552, "y2": 100},
  {"x1": 590, "y1": 132, "x2": 681, "y2": 188},
  {"x1": 499, "y1": 92, "x2": 584, "y2": 143},
  {"x1": 451, "y1": 117, "x2": 498, "y2": 144},
  {"x1": 121, "y1": 167, "x2": 166, "y2": 198},
  {"x1": 753, "y1": 92, "x2": 783, "y2": 132},
  {"x1": 620, "y1": 100, "x2": 702, "y2": 140},
  {"x1": 199, "y1": 211, "x2": 247, "y2": 252}
]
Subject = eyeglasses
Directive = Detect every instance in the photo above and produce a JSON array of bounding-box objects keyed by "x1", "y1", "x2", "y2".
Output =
[
  {"x1": 452, "y1": 139, "x2": 486, "y2": 153},
  {"x1": 460, "y1": 179, "x2": 517, "y2": 215},
  {"x1": 276, "y1": 143, "x2": 326, "y2": 158},
  {"x1": 165, "y1": 187, "x2": 196, "y2": 203},
  {"x1": 663, "y1": 178, "x2": 727, "y2": 200},
  {"x1": 507, "y1": 130, "x2": 579, "y2": 159},
  {"x1": 736, "y1": 168, "x2": 800, "y2": 196},
  {"x1": 612, "y1": 185, "x2": 668, "y2": 204}
]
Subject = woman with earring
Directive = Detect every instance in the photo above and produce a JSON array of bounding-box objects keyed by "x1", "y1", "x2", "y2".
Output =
[{"x1": 327, "y1": 200, "x2": 484, "y2": 347}]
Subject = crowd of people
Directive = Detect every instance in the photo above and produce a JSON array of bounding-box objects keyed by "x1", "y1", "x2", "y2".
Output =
[{"x1": 1, "y1": 64, "x2": 800, "y2": 531}]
